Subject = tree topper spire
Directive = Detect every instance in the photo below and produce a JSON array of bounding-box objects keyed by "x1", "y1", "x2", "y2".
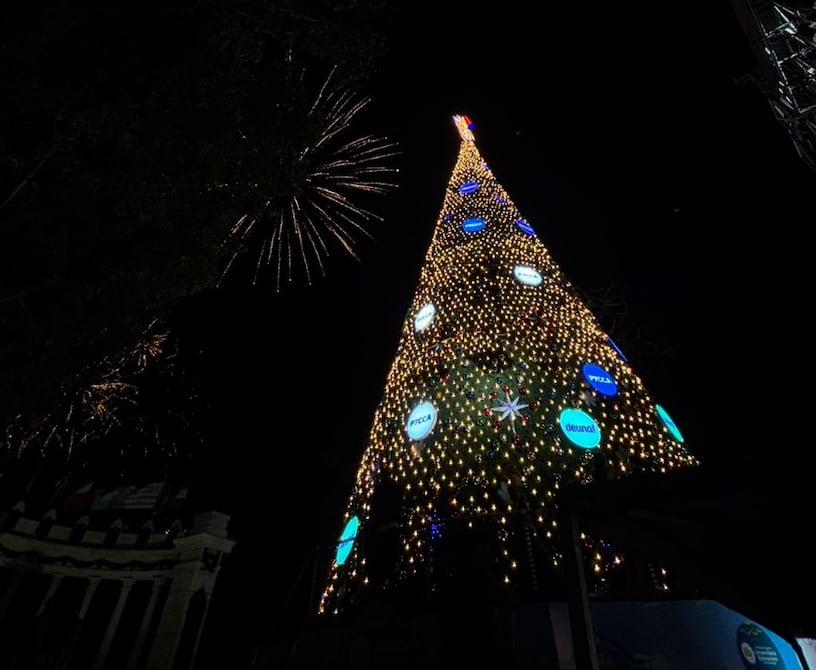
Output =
[{"x1": 452, "y1": 114, "x2": 475, "y2": 141}]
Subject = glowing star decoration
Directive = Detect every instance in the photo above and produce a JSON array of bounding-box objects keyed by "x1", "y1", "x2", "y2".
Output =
[
  {"x1": 335, "y1": 515, "x2": 360, "y2": 566},
  {"x1": 579, "y1": 389, "x2": 598, "y2": 407},
  {"x1": 491, "y1": 391, "x2": 529, "y2": 434},
  {"x1": 452, "y1": 114, "x2": 475, "y2": 141}
]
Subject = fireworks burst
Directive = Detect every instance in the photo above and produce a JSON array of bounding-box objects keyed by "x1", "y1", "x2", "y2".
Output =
[
  {"x1": 217, "y1": 67, "x2": 399, "y2": 290},
  {"x1": 2, "y1": 320, "x2": 190, "y2": 464},
  {"x1": 128, "y1": 322, "x2": 169, "y2": 370}
]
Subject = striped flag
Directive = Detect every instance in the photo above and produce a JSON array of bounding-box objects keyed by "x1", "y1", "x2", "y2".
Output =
[
  {"x1": 66, "y1": 482, "x2": 95, "y2": 510},
  {"x1": 91, "y1": 481, "x2": 165, "y2": 511},
  {"x1": 154, "y1": 485, "x2": 189, "y2": 515}
]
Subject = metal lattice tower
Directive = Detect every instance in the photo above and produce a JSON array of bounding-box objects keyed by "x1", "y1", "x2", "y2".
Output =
[{"x1": 733, "y1": 0, "x2": 816, "y2": 171}]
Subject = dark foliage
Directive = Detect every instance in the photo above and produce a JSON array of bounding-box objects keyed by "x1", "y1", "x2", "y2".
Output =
[{"x1": 0, "y1": 1, "x2": 396, "y2": 439}]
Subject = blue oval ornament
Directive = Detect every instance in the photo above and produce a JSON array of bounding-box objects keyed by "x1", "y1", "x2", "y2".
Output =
[
  {"x1": 582, "y1": 363, "x2": 618, "y2": 396},
  {"x1": 462, "y1": 217, "x2": 486, "y2": 233}
]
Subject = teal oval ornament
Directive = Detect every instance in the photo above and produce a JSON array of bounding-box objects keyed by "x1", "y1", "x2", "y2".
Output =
[
  {"x1": 655, "y1": 404, "x2": 684, "y2": 443},
  {"x1": 336, "y1": 515, "x2": 359, "y2": 566},
  {"x1": 559, "y1": 408, "x2": 601, "y2": 449}
]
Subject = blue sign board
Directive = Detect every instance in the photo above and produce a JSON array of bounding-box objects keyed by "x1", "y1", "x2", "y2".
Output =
[{"x1": 582, "y1": 363, "x2": 618, "y2": 396}]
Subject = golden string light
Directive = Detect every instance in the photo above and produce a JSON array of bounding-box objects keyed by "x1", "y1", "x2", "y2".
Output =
[{"x1": 319, "y1": 117, "x2": 696, "y2": 615}]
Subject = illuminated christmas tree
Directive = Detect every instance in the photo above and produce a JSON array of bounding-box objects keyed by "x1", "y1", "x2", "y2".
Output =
[{"x1": 319, "y1": 115, "x2": 697, "y2": 615}]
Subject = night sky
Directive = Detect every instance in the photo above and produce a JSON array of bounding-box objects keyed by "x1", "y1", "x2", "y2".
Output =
[
  {"x1": 4, "y1": 1, "x2": 812, "y2": 666},
  {"x1": 174, "y1": 3, "x2": 815, "y2": 664}
]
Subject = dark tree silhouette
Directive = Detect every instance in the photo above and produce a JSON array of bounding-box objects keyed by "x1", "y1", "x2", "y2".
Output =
[{"x1": 0, "y1": 1, "x2": 398, "y2": 450}]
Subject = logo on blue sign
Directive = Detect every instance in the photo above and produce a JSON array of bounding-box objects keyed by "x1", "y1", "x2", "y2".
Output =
[
  {"x1": 559, "y1": 408, "x2": 601, "y2": 449},
  {"x1": 406, "y1": 401, "x2": 437, "y2": 440},
  {"x1": 462, "y1": 217, "x2": 486, "y2": 233},
  {"x1": 582, "y1": 363, "x2": 618, "y2": 396}
]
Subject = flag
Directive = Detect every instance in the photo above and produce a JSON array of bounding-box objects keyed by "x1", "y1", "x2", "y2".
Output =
[
  {"x1": 91, "y1": 481, "x2": 165, "y2": 511},
  {"x1": 66, "y1": 482, "x2": 95, "y2": 510},
  {"x1": 154, "y1": 485, "x2": 189, "y2": 515},
  {"x1": 44, "y1": 474, "x2": 71, "y2": 510}
]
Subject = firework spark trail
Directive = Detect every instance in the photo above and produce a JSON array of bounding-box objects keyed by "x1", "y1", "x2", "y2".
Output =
[
  {"x1": 3, "y1": 319, "x2": 184, "y2": 462},
  {"x1": 308, "y1": 198, "x2": 363, "y2": 252},
  {"x1": 130, "y1": 328, "x2": 168, "y2": 370},
  {"x1": 219, "y1": 66, "x2": 399, "y2": 291}
]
